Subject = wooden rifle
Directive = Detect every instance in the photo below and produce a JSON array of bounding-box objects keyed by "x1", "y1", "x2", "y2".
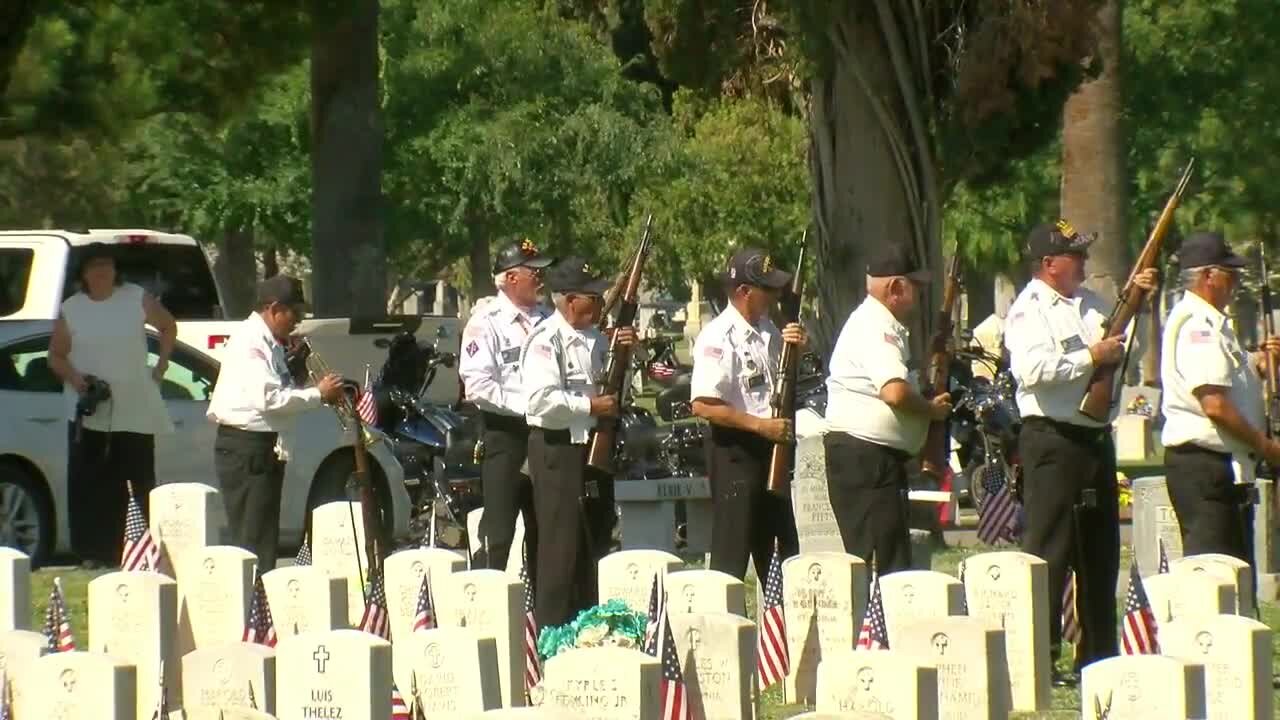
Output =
[
  {"x1": 1260, "y1": 241, "x2": 1280, "y2": 444},
  {"x1": 920, "y1": 252, "x2": 963, "y2": 478},
  {"x1": 1079, "y1": 159, "x2": 1195, "y2": 421},
  {"x1": 586, "y1": 214, "x2": 654, "y2": 472},
  {"x1": 766, "y1": 234, "x2": 807, "y2": 494}
]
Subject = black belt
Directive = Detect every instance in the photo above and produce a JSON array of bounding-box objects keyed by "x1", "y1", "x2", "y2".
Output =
[
  {"x1": 708, "y1": 424, "x2": 771, "y2": 454},
  {"x1": 1166, "y1": 443, "x2": 1233, "y2": 461},
  {"x1": 1023, "y1": 416, "x2": 1111, "y2": 442},
  {"x1": 531, "y1": 427, "x2": 574, "y2": 445},
  {"x1": 482, "y1": 411, "x2": 529, "y2": 433},
  {"x1": 216, "y1": 424, "x2": 278, "y2": 445}
]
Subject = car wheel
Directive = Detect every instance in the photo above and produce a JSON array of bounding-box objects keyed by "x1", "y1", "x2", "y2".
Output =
[
  {"x1": 305, "y1": 450, "x2": 394, "y2": 542},
  {"x1": 0, "y1": 462, "x2": 54, "y2": 564}
]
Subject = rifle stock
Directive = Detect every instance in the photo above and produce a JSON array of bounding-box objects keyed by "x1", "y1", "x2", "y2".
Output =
[
  {"x1": 767, "y1": 234, "x2": 807, "y2": 495},
  {"x1": 586, "y1": 214, "x2": 654, "y2": 472},
  {"x1": 920, "y1": 253, "x2": 963, "y2": 477},
  {"x1": 1261, "y1": 242, "x2": 1280, "y2": 442},
  {"x1": 1078, "y1": 159, "x2": 1195, "y2": 421},
  {"x1": 351, "y1": 413, "x2": 385, "y2": 579}
]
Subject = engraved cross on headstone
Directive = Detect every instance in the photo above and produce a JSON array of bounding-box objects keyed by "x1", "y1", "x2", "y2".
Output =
[{"x1": 313, "y1": 646, "x2": 331, "y2": 673}]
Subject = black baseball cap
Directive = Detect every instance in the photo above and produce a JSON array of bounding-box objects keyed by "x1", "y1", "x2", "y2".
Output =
[
  {"x1": 493, "y1": 237, "x2": 555, "y2": 274},
  {"x1": 545, "y1": 256, "x2": 612, "y2": 295},
  {"x1": 867, "y1": 244, "x2": 931, "y2": 283},
  {"x1": 256, "y1": 275, "x2": 309, "y2": 310},
  {"x1": 725, "y1": 248, "x2": 791, "y2": 290},
  {"x1": 1178, "y1": 231, "x2": 1247, "y2": 269},
  {"x1": 1026, "y1": 220, "x2": 1094, "y2": 259}
]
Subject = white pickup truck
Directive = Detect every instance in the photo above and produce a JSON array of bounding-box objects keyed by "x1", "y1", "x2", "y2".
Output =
[{"x1": 0, "y1": 228, "x2": 461, "y2": 561}]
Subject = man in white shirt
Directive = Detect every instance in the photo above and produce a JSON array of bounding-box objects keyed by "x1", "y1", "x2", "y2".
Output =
[
  {"x1": 1161, "y1": 231, "x2": 1280, "y2": 562},
  {"x1": 460, "y1": 239, "x2": 554, "y2": 570},
  {"x1": 1004, "y1": 220, "x2": 1156, "y2": 675},
  {"x1": 690, "y1": 248, "x2": 807, "y2": 582},
  {"x1": 824, "y1": 245, "x2": 951, "y2": 574},
  {"x1": 207, "y1": 276, "x2": 343, "y2": 570},
  {"x1": 521, "y1": 257, "x2": 635, "y2": 627}
]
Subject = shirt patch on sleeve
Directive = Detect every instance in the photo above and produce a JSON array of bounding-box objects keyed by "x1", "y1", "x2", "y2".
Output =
[
  {"x1": 1190, "y1": 329, "x2": 1214, "y2": 344},
  {"x1": 533, "y1": 343, "x2": 554, "y2": 359},
  {"x1": 248, "y1": 348, "x2": 268, "y2": 363},
  {"x1": 702, "y1": 346, "x2": 723, "y2": 360},
  {"x1": 883, "y1": 332, "x2": 900, "y2": 345},
  {"x1": 465, "y1": 340, "x2": 480, "y2": 356}
]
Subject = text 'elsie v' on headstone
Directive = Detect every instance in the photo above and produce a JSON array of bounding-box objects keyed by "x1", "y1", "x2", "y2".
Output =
[
  {"x1": 1081, "y1": 655, "x2": 1206, "y2": 719},
  {"x1": 277, "y1": 628, "x2": 393, "y2": 720},
  {"x1": 782, "y1": 551, "x2": 868, "y2": 705},
  {"x1": 961, "y1": 551, "x2": 1050, "y2": 713},
  {"x1": 541, "y1": 646, "x2": 661, "y2": 720},
  {"x1": 88, "y1": 570, "x2": 179, "y2": 719},
  {"x1": 814, "y1": 648, "x2": 938, "y2": 719}
]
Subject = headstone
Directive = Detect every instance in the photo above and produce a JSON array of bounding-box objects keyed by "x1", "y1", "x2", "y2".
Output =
[
  {"x1": 663, "y1": 570, "x2": 746, "y2": 617},
  {"x1": 385, "y1": 547, "x2": 466, "y2": 644},
  {"x1": 668, "y1": 613, "x2": 754, "y2": 720},
  {"x1": 960, "y1": 552, "x2": 1050, "y2": 713},
  {"x1": 792, "y1": 713, "x2": 892, "y2": 720},
  {"x1": 478, "y1": 708, "x2": 587, "y2": 719},
  {"x1": 541, "y1": 647, "x2": 661, "y2": 720},
  {"x1": 876, "y1": 571, "x2": 965, "y2": 649},
  {"x1": 151, "y1": 482, "x2": 226, "y2": 580},
  {"x1": 0, "y1": 548, "x2": 30, "y2": 630},
  {"x1": 276, "y1": 629, "x2": 393, "y2": 720},
  {"x1": 184, "y1": 707, "x2": 277, "y2": 720},
  {"x1": 437, "y1": 569, "x2": 525, "y2": 707},
  {"x1": 177, "y1": 545, "x2": 256, "y2": 655},
  {"x1": 312, "y1": 501, "x2": 372, "y2": 627},
  {"x1": 399, "y1": 627, "x2": 502, "y2": 715},
  {"x1": 614, "y1": 477, "x2": 713, "y2": 553},
  {"x1": 791, "y1": 437, "x2": 844, "y2": 553},
  {"x1": 898, "y1": 616, "x2": 1011, "y2": 720},
  {"x1": 1113, "y1": 415, "x2": 1153, "y2": 461},
  {"x1": 781, "y1": 552, "x2": 868, "y2": 705},
  {"x1": 1142, "y1": 572, "x2": 1236, "y2": 624},
  {"x1": 11, "y1": 650, "x2": 136, "y2": 719},
  {"x1": 908, "y1": 529, "x2": 934, "y2": 572},
  {"x1": 466, "y1": 507, "x2": 526, "y2": 575},
  {"x1": 598, "y1": 550, "x2": 684, "y2": 616},
  {"x1": 1080, "y1": 655, "x2": 1207, "y2": 719},
  {"x1": 182, "y1": 642, "x2": 276, "y2": 714},
  {"x1": 88, "y1": 570, "x2": 179, "y2": 718},
  {"x1": 1131, "y1": 476, "x2": 1184, "y2": 576},
  {"x1": 1170, "y1": 553, "x2": 1255, "y2": 617},
  {"x1": 262, "y1": 565, "x2": 348, "y2": 638},
  {"x1": 1252, "y1": 479, "x2": 1280, "y2": 601},
  {"x1": 814, "y1": 649, "x2": 938, "y2": 719},
  {"x1": 0, "y1": 630, "x2": 47, "y2": 689},
  {"x1": 1162, "y1": 614, "x2": 1272, "y2": 720}
]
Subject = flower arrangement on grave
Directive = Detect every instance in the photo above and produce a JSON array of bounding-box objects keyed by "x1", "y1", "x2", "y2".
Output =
[
  {"x1": 536, "y1": 599, "x2": 649, "y2": 662},
  {"x1": 1125, "y1": 393, "x2": 1155, "y2": 417},
  {"x1": 1117, "y1": 472, "x2": 1133, "y2": 508}
]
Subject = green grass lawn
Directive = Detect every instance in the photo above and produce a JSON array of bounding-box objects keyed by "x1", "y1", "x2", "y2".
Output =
[{"x1": 30, "y1": 547, "x2": 1278, "y2": 718}]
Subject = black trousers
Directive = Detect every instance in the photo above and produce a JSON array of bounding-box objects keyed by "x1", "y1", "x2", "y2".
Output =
[
  {"x1": 215, "y1": 426, "x2": 285, "y2": 572},
  {"x1": 67, "y1": 423, "x2": 156, "y2": 564},
  {"x1": 476, "y1": 412, "x2": 537, "y2": 573},
  {"x1": 1019, "y1": 417, "x2": 1119, "y2": 668},
  {"x1": 705, "y1": 425, "x2": 799, "y2": 582},
  {"x1": 1165, "y1": 444, "x2": 1251, "y2": 562},
  {"x1": 824, "y1": 432, "x2": 912, "y2": 575},
  {"x1": 528, "y1": 428, "x2": 615, "y2": 628}
]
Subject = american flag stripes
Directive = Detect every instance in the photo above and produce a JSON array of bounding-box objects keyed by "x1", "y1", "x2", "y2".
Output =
[
  {"x1": 413, "y1": 573, "x2": 436, "y2": 633},
  {"x1": 1157, "y1": 537, "x2": 1170, "y2": 574},
  {"x1": 356, "y1": 364, "x2": 378, "y2": 426},
  {"x1": 0, "y1": 668, "x2": 11, "y2": 720},
  {"x1": 121, "y1": 484, "x2": 160, "y2": 572},
  {"x1": 358, "y1": 570, "x2": 391, "y2": 640},
  {"x1": 856, "y1": 573, "x2": 889, "y2": 650},
  {"x1": 1120, "y1": 562, "x2": 1159, "y2": 655},
  {"x1": 391, "y1": 682, "x2": 411, "y2": 720},
  {"x1": 518, "y1": 547, "x2": 542, "y2": 693},
  {"x1": 43, "y1": 577, "x2": 76, "y2": 652},
  {"x1": 756, "y1": 547, "x2": 789, "y2": 689},
  {"x1": 242, "y1": 575, "x2": 278, "y2": 647},
  {"x1": 957, "y1": 560, "x2": 969, "y2": 614},
  {"x1": 643, "y1": 574, "x2": 691, "y2": 720},
  {"x1": 975, "y1": 462, "x2": 1021, "y2": 545},
  {"x1": 295, "y1": 534, "x2": 313, "y2": 566},
  {"x1": 1061, "y1": 569, "x2": 1081, "y2": 658}
]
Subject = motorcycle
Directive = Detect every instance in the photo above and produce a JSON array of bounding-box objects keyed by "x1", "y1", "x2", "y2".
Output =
[
  {"x1": 946, "y1": 341, "x2": 1022, "y2": 507},
  {"x1": 370, "y1": 329, "x2": 482, "y2": 548}
]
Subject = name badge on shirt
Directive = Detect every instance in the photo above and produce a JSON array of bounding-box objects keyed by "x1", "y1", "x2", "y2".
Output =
[
  {"x1": 746, "y1": 373, "x2": 767, "y2": 390},
  {"x1": 500, "y1": 346, "x2": 520, "y2": 364},
  {"x1": 1060, "y1": 335, "x2": 1086, "y2": 353}
]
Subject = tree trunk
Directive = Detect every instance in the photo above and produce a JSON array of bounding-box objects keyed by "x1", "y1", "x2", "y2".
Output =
[
  {"x1": 963, "y1": 263, "x2": 995, "y2": 330},
  {"x1": 310, "y1": 0, "x2": 384, "y2": 318},
  {"x1": 1061, "y1": 0, "x2": 1128, "y2": 309},
  {"x1": 809, "y1": 5, "x2": 940, "y2": 361},
  {"x1": 468, "y1": 219, "x2": 494, "y2": 301},
  {"x1": 213, "y1": 228, "x2": 257, "y2": 318},
  {"x1": 262, "y1": 241, "x2": 279, "y2": 279}
]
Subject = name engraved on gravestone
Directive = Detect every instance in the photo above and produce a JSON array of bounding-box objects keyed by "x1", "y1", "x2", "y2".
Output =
[
  {"x1": 1081, "y1": 655, "x2": 1207, "y2": 719},
  {"x1": 814, "y1": 649, "x2": 939, "y2": 719},
  {"x1": 406, "y1": 628, "x2": 501, "y2": 714},
  {"x1": 385, "y1": 548, "x2": 465, "y2": 638},
  {"x1": 598, "y1": 551, "x2": 684, "y2": 616},
  {"x1": 180, "y1": 546, "x2": 255, "y2": 654},
  {"x1": 0, "y1": 548, "x2": 31, "y2": 631},
  {"x1": 151, "y1": 482, "x2": 226, "y2": 580},
  {"x1": 1132, "y1": 477, "x2": 1184, "y2": 576},
  {"x1": 878, "y1": 571, "x2": 966, "y2": 650},
  {"x1": 182, "y1": 643, "x2": 276, "y2": 714},
  {"x1": 278, "y1": 630, "x2": 394, "y2": 720},
  {"x1": 962, "y1": 552, "x2": 1050, "y2": 713},
  {"x1": 437, "y1": 570, "x2": 524, "y2": 708},
  {"x1": 782, "y1": 553, "x2": 868, "y2": 705},
  {"x1": 313, "y1": 501, "x2": 371, "y2": 627},
  {"x1": 898, "y1": 617, "x2": 1011, "y2": 720},
  {"x1": 790, "y1": 437, "x2": 844, "y2": 554},
  {"x1": 542, "y1": 647, "x2": 660, "y2": 720},
  {"x1": 13, "y1": 650, "x2": 136, "y2": 720},
  {"x1": 263, "y1": 565, "x2": 349, "y2": 638},
  {"x1": 669, "y1": 613, "x2": 754, "y2": 720},
  {"x1": 1162, "y1": 615, "x2": 1272, "y2": 720},
  {"x1": 88, "y1": 571, "x2": 178, "y2": 720}
]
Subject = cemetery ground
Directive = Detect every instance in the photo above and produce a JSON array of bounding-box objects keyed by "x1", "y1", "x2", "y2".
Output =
[{"x1": 31, "y1": 544, "x2": 1280, "y2": 719}]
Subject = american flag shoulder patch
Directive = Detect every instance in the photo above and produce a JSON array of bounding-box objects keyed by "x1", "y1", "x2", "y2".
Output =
[
  {"x1": 533, "y1": 343, "x2": 554, "y2": 359},
  {"x1": 883, "y1": 332, "x2": 900, "y2": 345},
  {"x1": 466, "y1": 340, "x2": 480, "y2": 356},
  {"x1": 1189, "y1": 329, "x2": 1214, "y2": 344},
  {"x1": 702, "y1": 345, "x2": 723, "y2": 360},
  {"x1": 248, "y1": 348, "x2": 268, "y2": 363}
]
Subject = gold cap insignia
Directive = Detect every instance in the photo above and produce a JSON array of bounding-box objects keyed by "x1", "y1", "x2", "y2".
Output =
[
  {"x1": 761, "y1": 255, "x2": 773, "y2": 273},
  {"x1": 581, "y1": 263, "x2": 592, "y2": 274},
  {"x1": 1055, "y1": 219, "x2": 1077, "y2": 239},
  {"x1": 520, "y1": 238, "x2": 537, "y2": 255}
]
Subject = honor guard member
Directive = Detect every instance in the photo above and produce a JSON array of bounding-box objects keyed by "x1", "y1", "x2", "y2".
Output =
[
  {"x1": 461, "y1": 238, "x2": 555, "y2": 569},
  {"x1": 1004, "y1": 221, "x2": 1157, "y2": 674},
  {"x1": 1161, "y1": 231, "x2": 1280, "y2": 560},
  {"x1": 207, "y1": 276, "x2": 344, "y2": 570},
  {"x1": 824, "y1": 245, "x2": 951, "y2": 574},
  {"x1": 690, "y1": 248, "x2": 806, "y2": 583},
  {"x1": 520, "y1": 257, "x2": 636, "y2": 627}
]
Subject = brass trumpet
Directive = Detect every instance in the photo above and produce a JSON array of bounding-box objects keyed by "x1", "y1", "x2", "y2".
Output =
[{"x1": 298, "y1": 338, "x2": 380, "y2": 448}]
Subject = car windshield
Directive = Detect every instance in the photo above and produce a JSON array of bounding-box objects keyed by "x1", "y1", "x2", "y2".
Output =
[{"x1": 64, "y1": 242, "x2": 222, "y2": 319}]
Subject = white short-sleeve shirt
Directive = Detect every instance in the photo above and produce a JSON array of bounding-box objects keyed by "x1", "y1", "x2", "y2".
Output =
[{"x1": 689, "y1": 304, "x2": 781, "y2": 418}]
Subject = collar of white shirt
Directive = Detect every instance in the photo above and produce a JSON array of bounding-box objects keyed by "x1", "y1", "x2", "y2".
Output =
[
  {"x1": 1180, "y1": 290, "x2": 1228, "y2": 328},
  {"x1": 724, "y1": 303, "x2": 769, "y2": 342},
  {"x1": 1028, "y1": 277, "x2": 1084, "y2": 309},
  {"x1": 863, "y1": 295, "x2": 908, "y2": 336},
  {"x1": 496, "y1": 290, "x2": 543, "y2": 327},
  {"x1": 249, "y1": 311, "x2": 283, "y2": 351},
  {"x1": 550, "y1": 310, "x2": 591, "y2": 345}
]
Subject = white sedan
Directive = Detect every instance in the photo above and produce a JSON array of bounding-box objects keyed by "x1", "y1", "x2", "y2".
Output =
[{"x1": 0, "y1": 321, "x2": 409, "y2": 563}]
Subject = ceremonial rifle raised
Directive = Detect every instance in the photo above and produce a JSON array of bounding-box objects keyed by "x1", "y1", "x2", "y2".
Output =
[
  {"x1": 586, "y1": 214, "x2": 654, "y2": 472},
  {"x1": 766, "y1": 234, "x2": 807, "y2": 494},
  {"x1": 1260, "y1": 241, "x2": 1280, "y2": 452},
  {"x1": 920, "y1": 252, "x2": 963, "y2": 478},
  {"x1": 1078, "y1": 159, "x2": 1195, "y2": 421}
]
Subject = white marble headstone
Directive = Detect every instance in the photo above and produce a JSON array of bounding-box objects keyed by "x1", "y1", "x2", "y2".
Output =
[
  {"x1": 668, "y1": 612, "x2": 755, "y2": 720},
  {"x1": 182, "y1": 642, "x2": 276, "y2": 714},
  {"x1": 150, "y1": 482, "x2": 226, "y2": 580},
  {"x1": 1169, "y1": 553, "x2": 1255, "y2": 617},
  {"x1": 598, "y1": 550, "x2": 684, "y2": 616},
  {"x1": 815, "y1": 648, "x2": 938, "y2": 719},
  {"x1": 12, "y1": 650, "x2": 136, "y2": 719},
  {"x1": 781, "y1": 552, "x2": 868, "y2": 704},
  {"x1": 277, "y1": 629, "x2": 393, "y2": 720},
  {"x1": 177, "y1": 545, "x2": 256, "y2": 655},
  {"x1": 791, "y1": 437, "x2": 844, "y2": 553},
  {"x1": 0, "y1": 548, "x2": 31, "y2": 631},
  {"x1": 960, "y1": 551, "x2": 1049, "y2": 713},
  {"x1": 541, "y1": 647, "x2": 661, "y2": 720},
  {"x1": 311, "y1": 501, "x2": 372, "y2": 627},
  {"x1": 88, "y1": 570, "x2": 178, "y2": 719},
  {"x1": 467, "y1": 507, "x2": 527, "y2": 575},
  {"x1": 663, "y1": 569, "x2": 746, "y2": 617},
  {"x1": 1080, "y1": 655, "x2": 1206, "y2": 719},
  {"x1": 1162, "y1": 614, "x2": 1272, "y2": 720},
  {"x1": 401, "y1": 627, "x2": 502, "y2": 715},
  {"x1": 184, "y1": 707, "x2": 276, "y2": 720},
  {"x1": 1142, "y1": 572, "x2": 1236, "y2": 624},
  {"x1": 1131, "y1": 477, "x2": 1184, "y2": 576},
  {"x1": 262, "y1": 565, "x2": 348, "y2": 638},
  {"x1": 877, "y1": 570, "x2": 965, "y2": 649},
  {"x1": 898, "y1": 616, "x2": 1011, "y2": 720},
  {"x1": 384, "y1": 547, "x2": 466, "y2": 643},
  {"x1": 437, "y1": 569, "x2": 525, "y2": 708},
  {"x1": 0, "y1": 630, "x2": 47, "y2": 691}
]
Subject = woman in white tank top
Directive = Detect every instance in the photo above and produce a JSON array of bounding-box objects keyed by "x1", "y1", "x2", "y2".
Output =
[{"x1": 47, "y1": 242, "x2": 177, "y2": 569}]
